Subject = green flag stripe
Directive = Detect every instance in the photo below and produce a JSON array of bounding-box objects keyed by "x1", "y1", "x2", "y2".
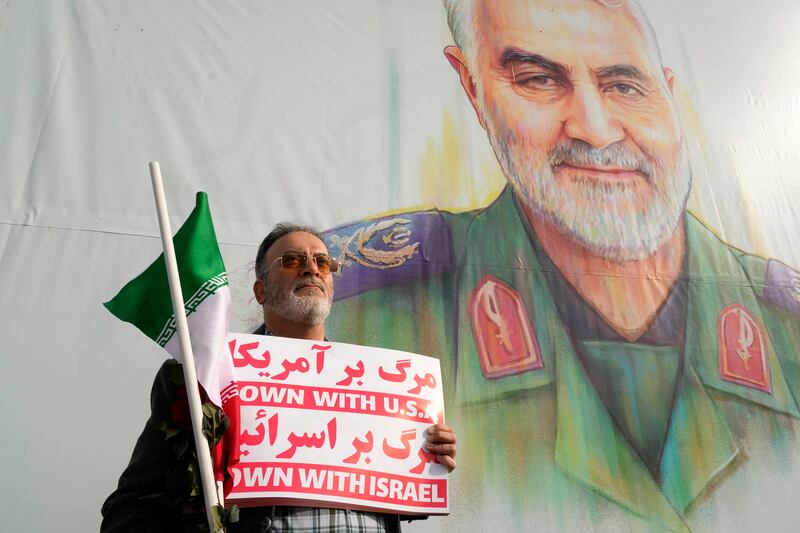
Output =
[{"x1": 103, "y1": 192, "x2": 226, "y2": 341}]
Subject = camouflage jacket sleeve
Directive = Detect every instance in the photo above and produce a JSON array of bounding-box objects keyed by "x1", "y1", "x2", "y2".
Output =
[{"x1": 101, "y1": 360, "x2": 207, "y2": 532}]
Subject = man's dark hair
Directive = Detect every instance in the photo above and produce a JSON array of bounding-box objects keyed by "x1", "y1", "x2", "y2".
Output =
[{"x1": 254, "y1": 222, "x2": 324, "y2": 281}]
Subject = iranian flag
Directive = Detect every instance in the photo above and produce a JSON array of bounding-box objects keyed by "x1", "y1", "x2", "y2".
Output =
[{"x1": 104, "y1": 191, "x2": 240, "y2": 487}]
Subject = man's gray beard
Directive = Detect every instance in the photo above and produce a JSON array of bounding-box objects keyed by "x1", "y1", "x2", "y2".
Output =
[
  {"x1": 263, "y1": 278, "x2": 333, "y2": 327},
  {"x1": 485, "y1": 118, "x2": 692, "y2": 262}
]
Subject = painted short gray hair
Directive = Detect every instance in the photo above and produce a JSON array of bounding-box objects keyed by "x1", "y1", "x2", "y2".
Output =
[
  {"x1": 442, "y1": 0, "x2": 663, "y2": 69},
  {"x1": 254, "y1": 222, "x2": 324, "y2": 281}
]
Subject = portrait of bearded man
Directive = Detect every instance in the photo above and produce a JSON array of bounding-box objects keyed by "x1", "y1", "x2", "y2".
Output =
[{"x1": 319, "y1": 0, "x2": 800, "y2": 531}]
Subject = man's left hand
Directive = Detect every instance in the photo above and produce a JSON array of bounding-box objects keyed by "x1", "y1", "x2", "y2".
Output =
[{"x1": 425, "y1": 424, "x2": 457, "y2": 472}]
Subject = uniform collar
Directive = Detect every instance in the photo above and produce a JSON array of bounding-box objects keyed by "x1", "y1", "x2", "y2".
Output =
[
  {"x1": 459, "y1": 186, "x2": 800, "y2": 415},
  {"x1": 532, "y1": 230, "x2": 687, "y2": 344},
  {"x1": 457, "y1": 186, "x2": 799, "y2": 526},
  {"x1": 683, "y1": 216, "x2": 800, "y2": 417}
]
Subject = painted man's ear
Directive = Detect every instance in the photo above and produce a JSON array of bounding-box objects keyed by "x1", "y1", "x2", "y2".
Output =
[
  {"x1": 443, "y1": 46, "x2": 487, "y2": 130},
  {"x1": 663, "y1": 67, "x2": 675, "y2": 92}
]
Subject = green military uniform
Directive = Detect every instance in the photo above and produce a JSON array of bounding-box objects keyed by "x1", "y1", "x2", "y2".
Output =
[{"x1": 323, "y1": 187, "x2": 800, "y2": 532}]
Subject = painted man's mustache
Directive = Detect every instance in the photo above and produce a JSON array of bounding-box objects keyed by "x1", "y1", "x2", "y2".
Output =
[{"x1": 549, "y1": 140, "x2": 655, "y2": 180}]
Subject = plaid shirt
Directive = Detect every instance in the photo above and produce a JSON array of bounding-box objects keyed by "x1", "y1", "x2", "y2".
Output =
[{"x1": 260, "y1": 506, "x2": 398, "y2": 532}]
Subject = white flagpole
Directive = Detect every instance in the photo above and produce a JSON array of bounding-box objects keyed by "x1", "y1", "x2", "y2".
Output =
[{"x1": 148, "y1": 161, "x2": 224, "y2": 533}]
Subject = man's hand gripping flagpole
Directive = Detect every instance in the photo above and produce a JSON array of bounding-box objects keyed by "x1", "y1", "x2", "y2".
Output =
[{"x1": 148, "y1": 161, "x2": 226, "y2": 533}]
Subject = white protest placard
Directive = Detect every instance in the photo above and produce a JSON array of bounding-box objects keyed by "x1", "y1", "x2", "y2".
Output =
[{"x1": 225, "y1": 333, "x2": 449, "y2": 515}]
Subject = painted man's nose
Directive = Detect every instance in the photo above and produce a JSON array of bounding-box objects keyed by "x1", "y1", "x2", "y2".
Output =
[{"x1": 563, "y1": 86, "x2": 624, "y2": 149}]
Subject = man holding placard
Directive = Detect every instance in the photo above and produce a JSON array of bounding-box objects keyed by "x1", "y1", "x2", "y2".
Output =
[
  {"x1": 244, "y1": 223, "x2": 456, "y2": 528},
  {"x1": 102, "y1": 222, "x2": 456, "y2": 532}
]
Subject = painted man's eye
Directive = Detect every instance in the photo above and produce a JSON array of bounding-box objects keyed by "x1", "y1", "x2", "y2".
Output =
[
  {"x1": 516, "y1": 74, "x2": 561, "y2": 89},
  {"x1": 527, "y1": 75, "x2": 554, "y2": 85},
  {"x1": 610, "y1": 82, "x2": 644, "y2": 97}
]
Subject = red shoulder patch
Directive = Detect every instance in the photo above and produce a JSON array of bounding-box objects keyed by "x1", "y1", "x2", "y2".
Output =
[
  {"x1": 469, "y1": 275, "x2": 543, "y2": 379},
  {"x1": 718, "y1": 304, "x2": 771, "y2": 393}
]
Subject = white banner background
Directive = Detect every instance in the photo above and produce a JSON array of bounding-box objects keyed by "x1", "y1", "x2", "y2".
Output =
[{"x1": 1, "y1": 0, "x2": 799, "y2": 531}]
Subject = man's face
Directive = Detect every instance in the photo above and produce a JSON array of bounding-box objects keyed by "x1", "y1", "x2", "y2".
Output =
[
  {"x1": 257, "y1": 231, "x2": 334, "y2": 326},
  {"x1": 466, "y1": 0, "x2": 690, "y2": 260}
]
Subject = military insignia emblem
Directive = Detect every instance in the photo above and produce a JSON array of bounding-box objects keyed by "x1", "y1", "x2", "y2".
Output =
[
  {"x1": 469, "y1": 275, "x2": 543, "y2": 379},
  {"x1": 718, "y1": 304, "x2": 771, "y2": 393},
  {"x1": 328, "y1": 218, "x2": 420, "y2": 272},
  {"x1": 323, "y1": 212, "x2": 453, "y2": 301}
]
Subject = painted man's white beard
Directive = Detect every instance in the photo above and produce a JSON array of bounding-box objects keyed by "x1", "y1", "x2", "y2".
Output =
[
  {"x1": 485, "y1": 117, "x2": 692, "y2": 262},
  {"x1": 264, "y1": 279, "x2": 332, "y2": 327}
]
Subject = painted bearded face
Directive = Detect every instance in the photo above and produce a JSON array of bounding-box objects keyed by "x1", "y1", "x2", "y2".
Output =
[{"x1": 472, "y1": 0, "x2": 690, "y2": 260}]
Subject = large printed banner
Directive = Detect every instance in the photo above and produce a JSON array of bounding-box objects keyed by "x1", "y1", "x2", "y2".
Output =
[
  {"x1": 225, "y1": 334, "x2": 449, "y2": 515},
  {"x1": 3, "y1": 1, "x2": 800, "y2": 531}
]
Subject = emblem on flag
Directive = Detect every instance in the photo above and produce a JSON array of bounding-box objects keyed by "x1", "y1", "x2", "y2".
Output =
[
  {"x1": 718, "y1": 304, "x2": 771, "y2": 393},
  {"x1": 469, "y1": 275, "x2": 543, "y2": 379}
]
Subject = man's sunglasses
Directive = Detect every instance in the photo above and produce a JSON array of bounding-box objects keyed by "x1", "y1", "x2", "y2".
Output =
[{"x1": 270, "y1": 253, "x2": 341, "y2": 273}]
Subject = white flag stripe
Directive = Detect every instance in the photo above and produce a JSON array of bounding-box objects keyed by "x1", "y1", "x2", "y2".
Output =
[{"x1": 164, "y1": 286, "x2": 233, "y2": 407}]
